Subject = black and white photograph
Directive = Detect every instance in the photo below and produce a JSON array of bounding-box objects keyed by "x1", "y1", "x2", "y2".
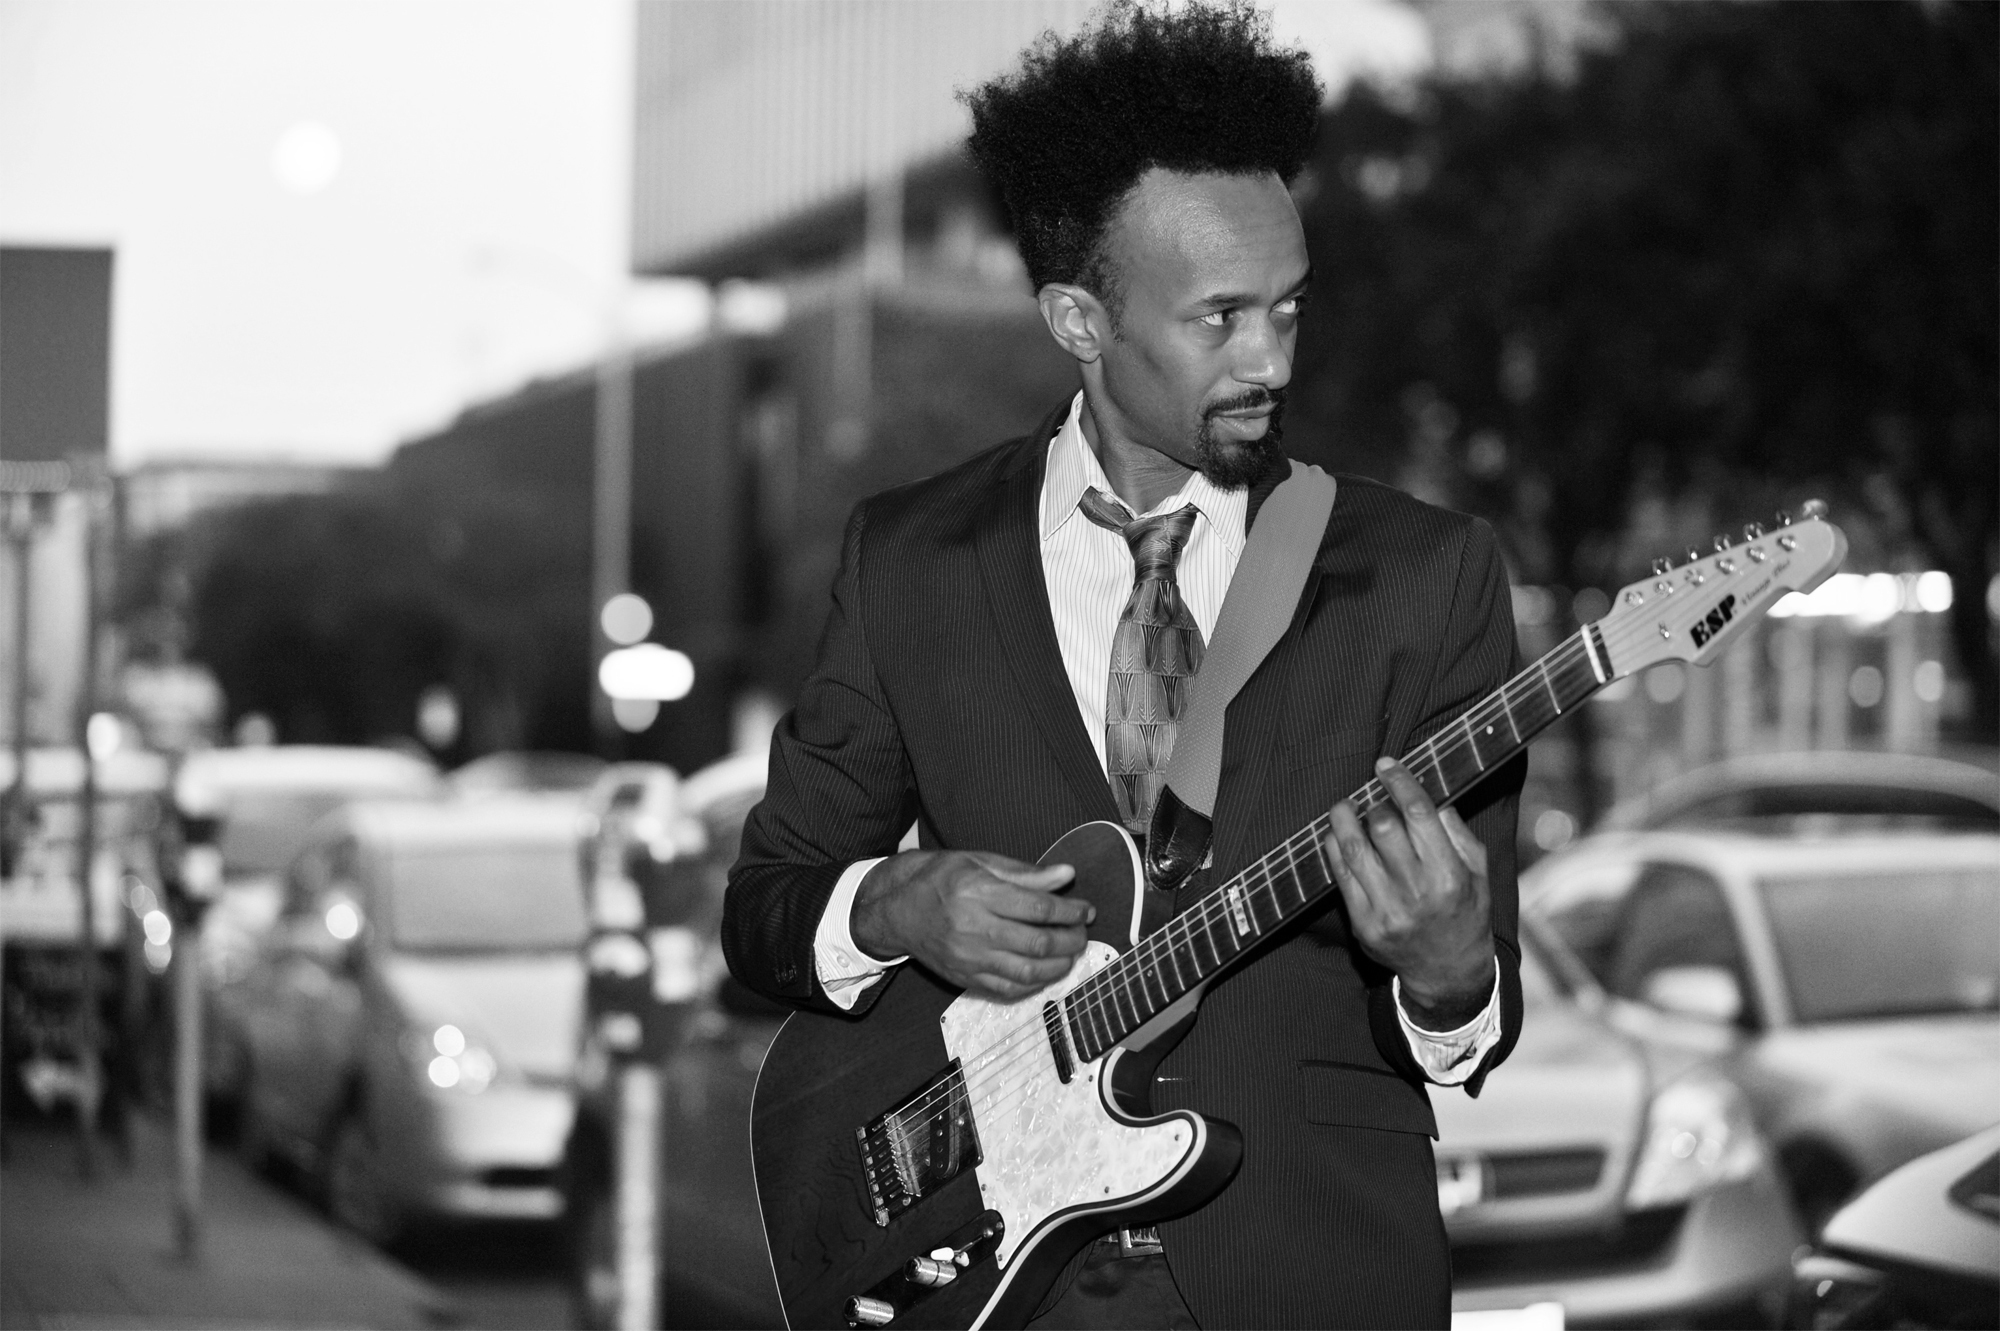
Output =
[{"x1": 1, "y1": 2, "x2": 1994, "y2": 1328}]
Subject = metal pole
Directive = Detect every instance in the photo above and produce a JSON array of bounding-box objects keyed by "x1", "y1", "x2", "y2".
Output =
[
  {"x1": 72, "y1": 482, "x2": 103, "y2": 1177},
  {"x1": 4, "y1": 507, "x2": 31, "y2": 872},
  {"x1": 614, "y1": 1062, "x2": 661, "y2": 1331},
  {"x1": 172, "y1": 908, "x2": 203, "y2": 1259},
  {"x1": 591, "y1": 341, "x2": 634, "y2": 755}
]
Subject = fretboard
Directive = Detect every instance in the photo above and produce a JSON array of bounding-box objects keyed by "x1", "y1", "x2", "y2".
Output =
[{"x1": 1061, "y1": 624, "x2": 1608, "y2": 1064}]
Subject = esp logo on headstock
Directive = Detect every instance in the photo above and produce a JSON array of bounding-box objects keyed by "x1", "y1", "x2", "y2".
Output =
[{"x1": 1688, "y1": 593, "x2": 1737, "y2": 649}]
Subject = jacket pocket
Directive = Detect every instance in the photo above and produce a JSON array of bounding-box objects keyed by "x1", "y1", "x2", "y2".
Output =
[{"x1": 1297, "y1": 1061, "x2": 1437, "y2": 1138}]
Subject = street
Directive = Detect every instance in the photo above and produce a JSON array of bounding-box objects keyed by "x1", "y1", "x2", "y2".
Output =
[{"x1": 0, "y1": 1110, "x2": 571, "y2": 1330}]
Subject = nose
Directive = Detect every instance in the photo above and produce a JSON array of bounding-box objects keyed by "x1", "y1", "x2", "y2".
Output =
[{"x1": 1233, "y1": 312, "x2": 1293, "y2": 393}]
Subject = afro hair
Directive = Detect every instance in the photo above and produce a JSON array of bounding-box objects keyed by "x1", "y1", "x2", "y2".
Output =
[{"x1": 962, "y1": 1, "x2": 1322, "y2": 311}]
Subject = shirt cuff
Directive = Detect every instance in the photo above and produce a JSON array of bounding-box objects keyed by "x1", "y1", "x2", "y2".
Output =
[
  {"x1": 1394, "y1": 964, "x2": 1503, "y2": 1087},
  {"x1": 812, "y1": 856, "x2": 903, "y2": 1011}
]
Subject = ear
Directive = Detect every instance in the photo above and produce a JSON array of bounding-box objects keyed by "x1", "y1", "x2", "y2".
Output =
[{"x1": 1037, "y1": 284, "x2": 1110, "y2": 365}]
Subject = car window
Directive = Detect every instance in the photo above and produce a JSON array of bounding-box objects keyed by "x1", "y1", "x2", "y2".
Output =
[
  {"x1": 1600, "y1": 863, "x2": 1751, "y2": 1009},
  {"x1": 382, "y1": 843, "x2": 586, "y2": 952},
  {"x1": 1759, "y1": 863, "x2": 2000, "y2": 1022},
  {"x1": 1535, "y1": 858, "x2": 1644, "y2": 985},
  {"x1": 220, "y1": 791, "x2": 365, "y2": 876}
]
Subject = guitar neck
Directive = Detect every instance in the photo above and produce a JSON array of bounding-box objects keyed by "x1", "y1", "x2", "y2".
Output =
[{"x1": 1061, "y1": 623, "x2": 1610, "y2": 1063}]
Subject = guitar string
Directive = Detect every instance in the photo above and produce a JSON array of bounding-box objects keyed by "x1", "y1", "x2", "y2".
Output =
[
  {"x1": 884, "y1": 628, "x2": 1610, "y2": 1134},
  {"x1": 885, "y1": 576, "x2": 1753, "y2": 1136}
]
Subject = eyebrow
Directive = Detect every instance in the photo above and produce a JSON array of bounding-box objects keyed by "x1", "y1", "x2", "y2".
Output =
[{"x1": 1189, "y1": 263, "x2": 1315, "y2": 314}]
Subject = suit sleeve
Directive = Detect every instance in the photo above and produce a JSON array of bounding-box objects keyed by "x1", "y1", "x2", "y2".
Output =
[
  {"x1": 1366, "y1": 516, "x2": 1527, "y2": 1097},
  {"x1": 721, "y1": 504, "x2": 919, "y2": 1015}
]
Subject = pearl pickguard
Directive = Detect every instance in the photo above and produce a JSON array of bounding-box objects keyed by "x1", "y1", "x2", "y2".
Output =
[{"x1": 939, "y1": 941, "x2": 1199, "y2": 1269}]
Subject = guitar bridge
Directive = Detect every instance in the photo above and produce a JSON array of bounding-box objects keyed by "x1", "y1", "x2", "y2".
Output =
[{"x1": 855, "y1": 1061, "x2": 981, "y2": 1227}]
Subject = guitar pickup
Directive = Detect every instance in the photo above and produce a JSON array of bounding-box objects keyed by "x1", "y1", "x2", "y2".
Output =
[{"x1": 855, "y1": 1061, "x2": 981, "y2": 1228}]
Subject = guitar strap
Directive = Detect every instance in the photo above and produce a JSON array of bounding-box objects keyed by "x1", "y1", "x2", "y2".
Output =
[{"x1": 1144, "y1": 459, "x2": 1337, "y2": 892}]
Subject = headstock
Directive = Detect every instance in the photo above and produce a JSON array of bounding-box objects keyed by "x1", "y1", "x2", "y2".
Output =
[{"x1": 1592, "y1": 502, "x2": 1848, "y2": 679}]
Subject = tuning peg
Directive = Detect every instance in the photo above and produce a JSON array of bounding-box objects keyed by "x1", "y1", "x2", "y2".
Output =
[
  {"x1": 1800, "y1": 498, "x2": 1828, "y2": 520},
  {"x1": 1712, "y1": 534, "x2": 1730, "y2": 553},
  {"x1": 1685, "y1": 547, "x2": 1702, "y2": 565},
  {"x1": 1743, "y1": 522, "x2": 1764, "y2": 540},
  {"x1": 1652, "y1": 557, "x2": 1672, "y2": 576},
  {"x1": 1774, "y1": 509, "x2": 1792, "y2": 527}
]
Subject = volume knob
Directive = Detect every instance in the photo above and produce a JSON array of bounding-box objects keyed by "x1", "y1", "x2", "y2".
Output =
[{"x1": 847, "y1": 1295, "x2": 897, "y2": 1326}]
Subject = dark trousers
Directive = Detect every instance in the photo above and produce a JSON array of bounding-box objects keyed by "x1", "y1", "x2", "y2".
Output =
[{"x1": 1026, "y1": 1248, "x2": 1200, "y2": 1331}]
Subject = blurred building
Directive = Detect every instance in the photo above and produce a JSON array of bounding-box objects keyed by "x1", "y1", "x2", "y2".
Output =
[
  {"x1": 119, "y1": 459, "x2": 361, "y2": 542},
  {"x1": 1, "y1": 246, "x2": 114, "y2": 748}
]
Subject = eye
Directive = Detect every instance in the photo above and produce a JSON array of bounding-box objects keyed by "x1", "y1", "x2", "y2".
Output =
[
  {"x1": 1197, "y1": 310, "x2": 1230, "y2": 328},
  {"x1": 1275, "y1": 296, "x2": 1305, "y2": 318}
]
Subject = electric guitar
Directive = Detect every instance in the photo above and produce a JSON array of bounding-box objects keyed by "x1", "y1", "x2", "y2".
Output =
[{"x1": 750, "y1": 506, "x2": 1847, "y2": 1329}]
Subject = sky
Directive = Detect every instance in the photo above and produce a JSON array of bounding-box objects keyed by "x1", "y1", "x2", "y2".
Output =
[{"x1": 0, "y1": 0, "x2": 1430, "y2": 469}]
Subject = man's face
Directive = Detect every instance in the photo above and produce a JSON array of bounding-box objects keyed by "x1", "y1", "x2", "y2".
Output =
[{"x1": 1093, "y1": 168, "x2": 1311, "y2": 486}]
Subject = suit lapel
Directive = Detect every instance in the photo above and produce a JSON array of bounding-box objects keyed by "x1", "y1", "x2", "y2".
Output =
[
  {"x1": 1203, "y1": 474, "x2": 1334, "y2": 882},
  {"x1": 974, "y1": 427, "x2": 1121, "y2": 825}
]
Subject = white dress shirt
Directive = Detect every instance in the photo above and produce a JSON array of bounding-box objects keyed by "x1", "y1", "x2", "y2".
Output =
[{"x1": 811, "y1": 393, "x2": 1502, "y2": 1083}]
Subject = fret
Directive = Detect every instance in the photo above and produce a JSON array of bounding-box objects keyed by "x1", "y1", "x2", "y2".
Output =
[
  {"x1": 1460, "y1": 712, "x2": 1487, "y2": 772},
  {"x1": 1497, "y1": 683, "x2": 1522, "y2": 745},
  {"x1": 1113, "y1": 969, "x2": 1140, "y2": 1031},
  {"x1": 1537, "y1": 655, "x2": 1564, "y2": 716},
  {"x1": 1141, "y1": 946, "x2": 1172, "y2": 1009},
  {"x1": 1162, "y1": 933, "x2": 1190, "y2": 994}
]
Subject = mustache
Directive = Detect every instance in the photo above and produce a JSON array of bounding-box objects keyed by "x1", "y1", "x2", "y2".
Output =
[{"x1": 1203, "y1": 386, "x2": 1288, "y2": 418}]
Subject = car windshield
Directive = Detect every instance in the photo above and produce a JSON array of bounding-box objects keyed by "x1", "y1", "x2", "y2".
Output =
[
  {"x1": 383, "y1": 844, "x2": 586, "y2": 952},
  {"x1": 1760, "y1": 864, "x2": 2000, "y2": 1022},
  {"x1": 218, "y1": 792, "x2": 363, "y2": 875}
]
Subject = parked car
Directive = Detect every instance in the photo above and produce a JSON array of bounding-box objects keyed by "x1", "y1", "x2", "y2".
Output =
[
  {"x1": 1596, "y1": 751, "x2": 1998, "y2": 834},
  {"x1": 228, "y1": 796, "x2": 588, "y2": 1244},
  {"x1": 1527, "y1": 827, "x2": 2000, "y2": 1235},
  {"x1": 0, "y1": 747, "x2": 170, "y2": 1125},
  {"x1": 175, "y1": 745, "x2": 442, "y2": 1120},
  {"x1": 447, "y1": 750, "x2": 608, "y2": 800},
  {"x1": 1437, "y1": 919, "x2": 1800, "y2": 1327},
  {"x1": 1788, "y1": 1123, "x2": 1999, "y2": 1329},
  {"x1": 567, "y1": 753, "x2": 1802, "y2": 1328}
]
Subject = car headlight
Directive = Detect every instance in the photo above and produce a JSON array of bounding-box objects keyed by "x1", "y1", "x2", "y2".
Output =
[
  {"x1": 409, "y1": 1023, "x2": 498, "y2": 1094},
  {"x1": 1626, "y1": 1067, "x2": 1765, "y2": 1208}
]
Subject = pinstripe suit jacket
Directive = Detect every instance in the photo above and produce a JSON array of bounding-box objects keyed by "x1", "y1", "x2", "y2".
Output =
[{"x1": 724, "y1": 402, "x2": 1526, "y2": 1329}]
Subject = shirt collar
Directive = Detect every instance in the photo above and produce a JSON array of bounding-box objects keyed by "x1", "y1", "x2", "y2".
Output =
[{"x1": 1038, "y1": 392, "x2": 1248, "y2": 556}]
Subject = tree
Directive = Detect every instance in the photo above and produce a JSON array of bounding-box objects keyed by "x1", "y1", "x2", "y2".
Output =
[{"x1": 1288, "y1": 0, "x2": 1997, "y2": 740}]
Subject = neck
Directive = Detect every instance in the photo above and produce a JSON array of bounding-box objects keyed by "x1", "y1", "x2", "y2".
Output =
[{"x1": 1079, "y1": 387, "x2": 1195, "y2": 514}]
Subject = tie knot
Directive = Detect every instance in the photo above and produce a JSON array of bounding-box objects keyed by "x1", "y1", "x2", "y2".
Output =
[{"x1": 1079, "y1": 489, "x2": 1198, "y2": 578}]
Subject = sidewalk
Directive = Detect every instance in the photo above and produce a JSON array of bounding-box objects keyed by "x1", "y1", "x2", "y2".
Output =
[{"x1": 1, "y1": 1112, "x2": 453, "y2": 1330}]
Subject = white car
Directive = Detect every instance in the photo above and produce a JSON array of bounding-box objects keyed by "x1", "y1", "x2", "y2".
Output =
[{"x1": 1527, "y1": 828, "x2": 2000, "y2": 1234}]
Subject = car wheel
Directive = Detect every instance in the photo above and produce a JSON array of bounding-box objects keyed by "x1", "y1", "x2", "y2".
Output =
[
  {"x1": 237, "y1": 1059, "x2": 280, "y2": 1176},
  {"x1": 1780, "y1": 1141, "x2": 1858, "y2": 1238},
  {"x1": 569, "y1": 1171, "x2": 619, "y2": 1331},
  {"x1": 324, "y1": 1107, "x2": 403, "y2": 1248}
]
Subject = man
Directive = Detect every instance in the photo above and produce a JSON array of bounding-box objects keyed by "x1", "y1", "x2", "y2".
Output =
[{"x1": 724, "y1": 4, "x2": 1525, "y2": 1326}]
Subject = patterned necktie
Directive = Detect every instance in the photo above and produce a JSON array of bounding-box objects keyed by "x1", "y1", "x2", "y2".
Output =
[{"x1": 1078, "y1": 488, "x2": 1205, "y2": 835}]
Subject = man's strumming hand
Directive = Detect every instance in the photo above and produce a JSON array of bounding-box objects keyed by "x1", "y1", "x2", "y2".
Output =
[
  {"x1": 1324, "y1": 756, "x2": 1496, "y2": 1031},
  {"x1": 851, "y1": 850, "x2": 1093, "y2": 1003}
]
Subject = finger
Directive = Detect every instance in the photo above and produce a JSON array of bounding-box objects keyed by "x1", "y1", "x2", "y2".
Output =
[
  {"x1": 982, "y1": 916, "x2": 1089, "y2": 962},
  {"x1": 975, "y1": 854, "x2": 1077, "y2": 891},
  {"x1": 1374, "y1": 757, "x2": 1454, "y2": 866},
  {"x1": 984, "y1": 880, "x2": 1094, "y2": 927},
  {"x1": 1362, "y1": 797, "x2": 1424, "y2": 895},
  {"x1": 1324, "y1": 799, "x2": 1390, "y2": 921},
  {"x1": 1438, "y1": 807, "x2": 1488, "y2": 878}
]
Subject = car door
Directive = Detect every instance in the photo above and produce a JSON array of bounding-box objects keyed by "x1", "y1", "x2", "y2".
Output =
[
  {"x1": 246, "y1": 843, "x2": 334, "y2": 1146},
  {"x1": 287, "y1": 835, "x2": 369, "y2": 1144}
]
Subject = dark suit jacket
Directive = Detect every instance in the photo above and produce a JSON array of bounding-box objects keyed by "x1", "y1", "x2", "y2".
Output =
[{"x1": 724, "y1": 403, "x2": 1526, "y2": 1329}]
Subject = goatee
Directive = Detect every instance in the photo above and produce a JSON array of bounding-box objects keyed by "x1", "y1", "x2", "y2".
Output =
[{"x1": 1195, "y1": 389, "x2": 1286, "y2": 489}]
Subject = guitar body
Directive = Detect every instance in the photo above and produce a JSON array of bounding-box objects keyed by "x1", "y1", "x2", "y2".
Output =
[{"x1": 750, "y1": 822, "x2": 1243, "y2": 1330}]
